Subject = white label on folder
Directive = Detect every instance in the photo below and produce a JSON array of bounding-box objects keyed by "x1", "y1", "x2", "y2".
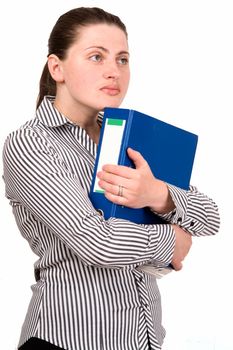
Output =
[{"x1": 93, "y1": 118, "x2": 126, "y2": 193}]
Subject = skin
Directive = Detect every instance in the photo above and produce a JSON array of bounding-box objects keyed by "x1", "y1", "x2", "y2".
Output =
[
  {"x1": 48, "y1": 24, "x2": 130, "y2": 144},
  {"x1": 47, "y1": 23, "x2": 192, "y2": 271}
]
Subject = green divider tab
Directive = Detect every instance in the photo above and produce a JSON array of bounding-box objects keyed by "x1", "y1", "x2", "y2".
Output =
[
  {"x1": 94, "y1": 189, "x2": 105, "y2": 194},
  {"x1": 107, "y1": 118, "x2": 124, "y2": 126}
]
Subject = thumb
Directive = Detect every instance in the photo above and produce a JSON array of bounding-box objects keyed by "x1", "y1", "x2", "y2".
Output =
[{"x1": 127, "y1": 148, "x2": 147, "y2": 169}]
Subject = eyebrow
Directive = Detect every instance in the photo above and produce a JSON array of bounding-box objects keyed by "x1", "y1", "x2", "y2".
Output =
[{"x1": 85, "y1": 46, "x2": 130, "y2": 56}]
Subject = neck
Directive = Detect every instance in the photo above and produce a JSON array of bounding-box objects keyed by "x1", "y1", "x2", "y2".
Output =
[{"x1": 54, "y1": 97, "x2": 100, "y2": 144}]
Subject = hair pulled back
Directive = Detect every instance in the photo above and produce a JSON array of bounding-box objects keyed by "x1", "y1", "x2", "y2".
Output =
[{"x1": 36, "y1": 7, "x2": 127, "y2": 108}]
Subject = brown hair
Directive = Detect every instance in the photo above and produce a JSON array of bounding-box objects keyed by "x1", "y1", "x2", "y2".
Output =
[{"x1": 36, "y1": 7, "x2": 128, "y2": 108}]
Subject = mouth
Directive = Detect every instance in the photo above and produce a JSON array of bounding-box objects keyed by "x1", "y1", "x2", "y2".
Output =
[{"x1": 100, "y1": 86, "x2": 120, "y2": 96}]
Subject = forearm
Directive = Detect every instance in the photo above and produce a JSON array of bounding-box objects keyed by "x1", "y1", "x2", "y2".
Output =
[
  {"x1": 148, "y1": 179, "x2": 175, "y2": 214},
  {"x1": 3, "y1": 129, "x2": 176, "y2": 268},
  {"x1": 153, "y1": 184, "x2": 220, "y2": 236}
]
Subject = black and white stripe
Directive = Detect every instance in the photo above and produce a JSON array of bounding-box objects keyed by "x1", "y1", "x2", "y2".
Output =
[{"x1": 2, "y1": 96, "x2": 220, "y2": 350}]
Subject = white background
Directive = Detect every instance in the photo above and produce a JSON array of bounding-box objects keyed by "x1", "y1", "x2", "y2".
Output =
[{"x1": 0, "y1": 1, "x2": 232, "y2": 349}]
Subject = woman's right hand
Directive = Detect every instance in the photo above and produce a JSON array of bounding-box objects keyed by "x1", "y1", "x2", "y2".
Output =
[{"x1": 171, "y1": 224, "x2": 192, "y2": 271}]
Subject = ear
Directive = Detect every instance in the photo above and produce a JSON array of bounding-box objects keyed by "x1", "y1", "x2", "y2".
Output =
[{"x1": 47, "y1": 54, "x2": 64, "y2": 83}]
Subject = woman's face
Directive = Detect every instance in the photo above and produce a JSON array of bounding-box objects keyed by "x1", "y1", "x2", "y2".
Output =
[{"x1": 55, "y1": 23, "x2": 130, "y2": 115}]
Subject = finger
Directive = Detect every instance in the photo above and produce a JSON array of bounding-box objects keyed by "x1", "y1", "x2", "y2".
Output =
[
  {"x1": 97, "y1": 170, "x2": 120, "y2": 184},
  {"x1": 171, "y1": 260, "x2": 183, "y2": 271},
  {"x1": 98, "y1": 180, "x2": 128, "y2": 198},
  {"x1": 100, "y1": 164, "x2": 135, "y2": 179},
  {"x1": 98, "y1": 180, "x2": 117, "y2": 195},
  {"x1": 97, "y1": 170, "x2": 130, "y2": 188},
  {"x1": 127, "y1": 148, "x2": 148, "y2": 169},
  {"x1": 104, "y1": 191, "x2": 128, "y2": 206}
]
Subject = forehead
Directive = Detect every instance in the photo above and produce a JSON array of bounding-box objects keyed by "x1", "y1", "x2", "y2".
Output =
[{"x1": 74, "y1": 23, "x2": 128, "y2": 50}]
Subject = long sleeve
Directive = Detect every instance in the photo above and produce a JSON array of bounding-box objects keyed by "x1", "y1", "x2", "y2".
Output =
[
  {"x1": 3, "y1": 126, "x2": 175, "y2": 268},
  {"x1": 157, "y1": 184, "x2": 220, "y2": 236}
]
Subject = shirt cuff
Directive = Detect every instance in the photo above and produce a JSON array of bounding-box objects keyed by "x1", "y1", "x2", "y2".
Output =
[
  {"x1": 147, "y1": 223, "x2": 176, "y2": 266},
  {"x1": 156, "y1": 184, "x2": 188, "y2": 224},
  {"x1": 157, "y1": 184, "x2": 206, "y2": 234}
]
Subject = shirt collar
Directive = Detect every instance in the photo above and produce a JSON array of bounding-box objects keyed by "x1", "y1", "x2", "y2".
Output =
[
  {"x1": 36, "y1": 95, "x2": 103, "y2": 128},
  {"x1": 36, "y1": 96, "x2": 69, "y2": 128}
]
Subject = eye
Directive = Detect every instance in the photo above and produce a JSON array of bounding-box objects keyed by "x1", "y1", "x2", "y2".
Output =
[
  {"x1": 117, "y1": 56, "x2": 129, "y2": 65},
  {"x1": 89, "y1": 54, "x2": 103, "y2": 62}
]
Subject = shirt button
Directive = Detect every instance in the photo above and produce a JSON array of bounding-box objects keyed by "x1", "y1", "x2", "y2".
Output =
[
  {"x1": 190, "y1": 220, "x2": 195, "y2": 227},
  {"x1": 139, "y1": 276, "x2": 143, "y2": 282},
  {"x1": 97, "y1": 209, "x2": 104, "y2": 216},
  {"x1": 177, "y1": 217, "x2": 182, "y2": 223}
]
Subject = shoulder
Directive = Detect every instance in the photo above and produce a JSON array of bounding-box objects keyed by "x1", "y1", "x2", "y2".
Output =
[
  {"x1": 4, "y1": 118, "x2": 37, "y2": 143},
  {"x1": 2, "y1": 116, "x2": 47, "y2": 162}
]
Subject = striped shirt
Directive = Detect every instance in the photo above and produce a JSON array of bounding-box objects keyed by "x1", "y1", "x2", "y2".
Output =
[{"x1": 2, "y1": 96, "x2": 220, "y2": 350}]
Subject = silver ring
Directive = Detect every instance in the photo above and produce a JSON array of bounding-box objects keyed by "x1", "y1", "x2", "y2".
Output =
[{"x1": 118, "y1": 185, "x2": 124, "y2": 197}]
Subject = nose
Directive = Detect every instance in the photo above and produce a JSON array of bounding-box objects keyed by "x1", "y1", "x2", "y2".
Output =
[{"x1": 103, "y1": 60, "x2": 120, "y2": 80}]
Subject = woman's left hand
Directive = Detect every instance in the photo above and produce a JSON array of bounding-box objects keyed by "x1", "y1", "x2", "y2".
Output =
[{"x1": 97, "y1": 148, "x2": 175, "y2": 214}]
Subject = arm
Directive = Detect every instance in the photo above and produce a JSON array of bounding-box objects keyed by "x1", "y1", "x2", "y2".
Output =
[
  {"x1": 157, "y1": 184, "x2": 220, "y2": 237},
  {"x1": 97, "y1": 148, "x2": 220, "y2": 237},
  {"x1": 2, "y1": 129, "x2": 175, "y2": 268}
]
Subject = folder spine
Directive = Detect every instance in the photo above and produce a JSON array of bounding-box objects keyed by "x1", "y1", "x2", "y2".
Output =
[
  {"x1": 118, "y1": 109, "x2": 133, "y2": 167},
  {"x1": 110, "y1": 110, "x2": 131, "y2": 217}
]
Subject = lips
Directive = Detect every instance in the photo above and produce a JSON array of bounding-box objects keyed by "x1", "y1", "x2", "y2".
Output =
[{"x1": 100, "y1": 85, "x2": 120, "y2": 96}]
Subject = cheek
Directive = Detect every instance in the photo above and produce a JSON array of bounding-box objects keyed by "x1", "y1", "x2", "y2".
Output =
[
  {"x1": 63, "y1": 61, "x2": 94, "y2": 88},
  {"x1": 66, "y1": 71, "x2": 92, "y2": 93},
  {"x1": 122, "y1": 69, "x2": 130, "y2": 84},
  {"x1": 122, "y1": 73, "x2": 130, "y2": 93},
  {"x1": 78, "y1": 69, "x2": 100, "y2": 89}
]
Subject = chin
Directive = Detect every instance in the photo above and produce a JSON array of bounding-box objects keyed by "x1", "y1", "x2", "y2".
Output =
[{"x1": 99, "y1": 99, "x2": 124, "y2": 111}]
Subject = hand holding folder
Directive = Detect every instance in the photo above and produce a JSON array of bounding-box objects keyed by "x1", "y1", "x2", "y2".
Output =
[
  {"x1": 90, "y1": 107, "x2": 198, "y2": 225},
  {"x1": 98, "y1": 147, "x2": 175, "y2": 213}
]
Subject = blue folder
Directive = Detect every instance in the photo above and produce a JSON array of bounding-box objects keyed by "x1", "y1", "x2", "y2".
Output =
[{"x1": 89, "y1": 108, "x2": 198, "y2": 224}]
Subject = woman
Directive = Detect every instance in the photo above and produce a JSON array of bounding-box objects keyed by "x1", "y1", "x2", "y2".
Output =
[{"x1": 2, "y1": 7, "x2": 220, "y2": 350}]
